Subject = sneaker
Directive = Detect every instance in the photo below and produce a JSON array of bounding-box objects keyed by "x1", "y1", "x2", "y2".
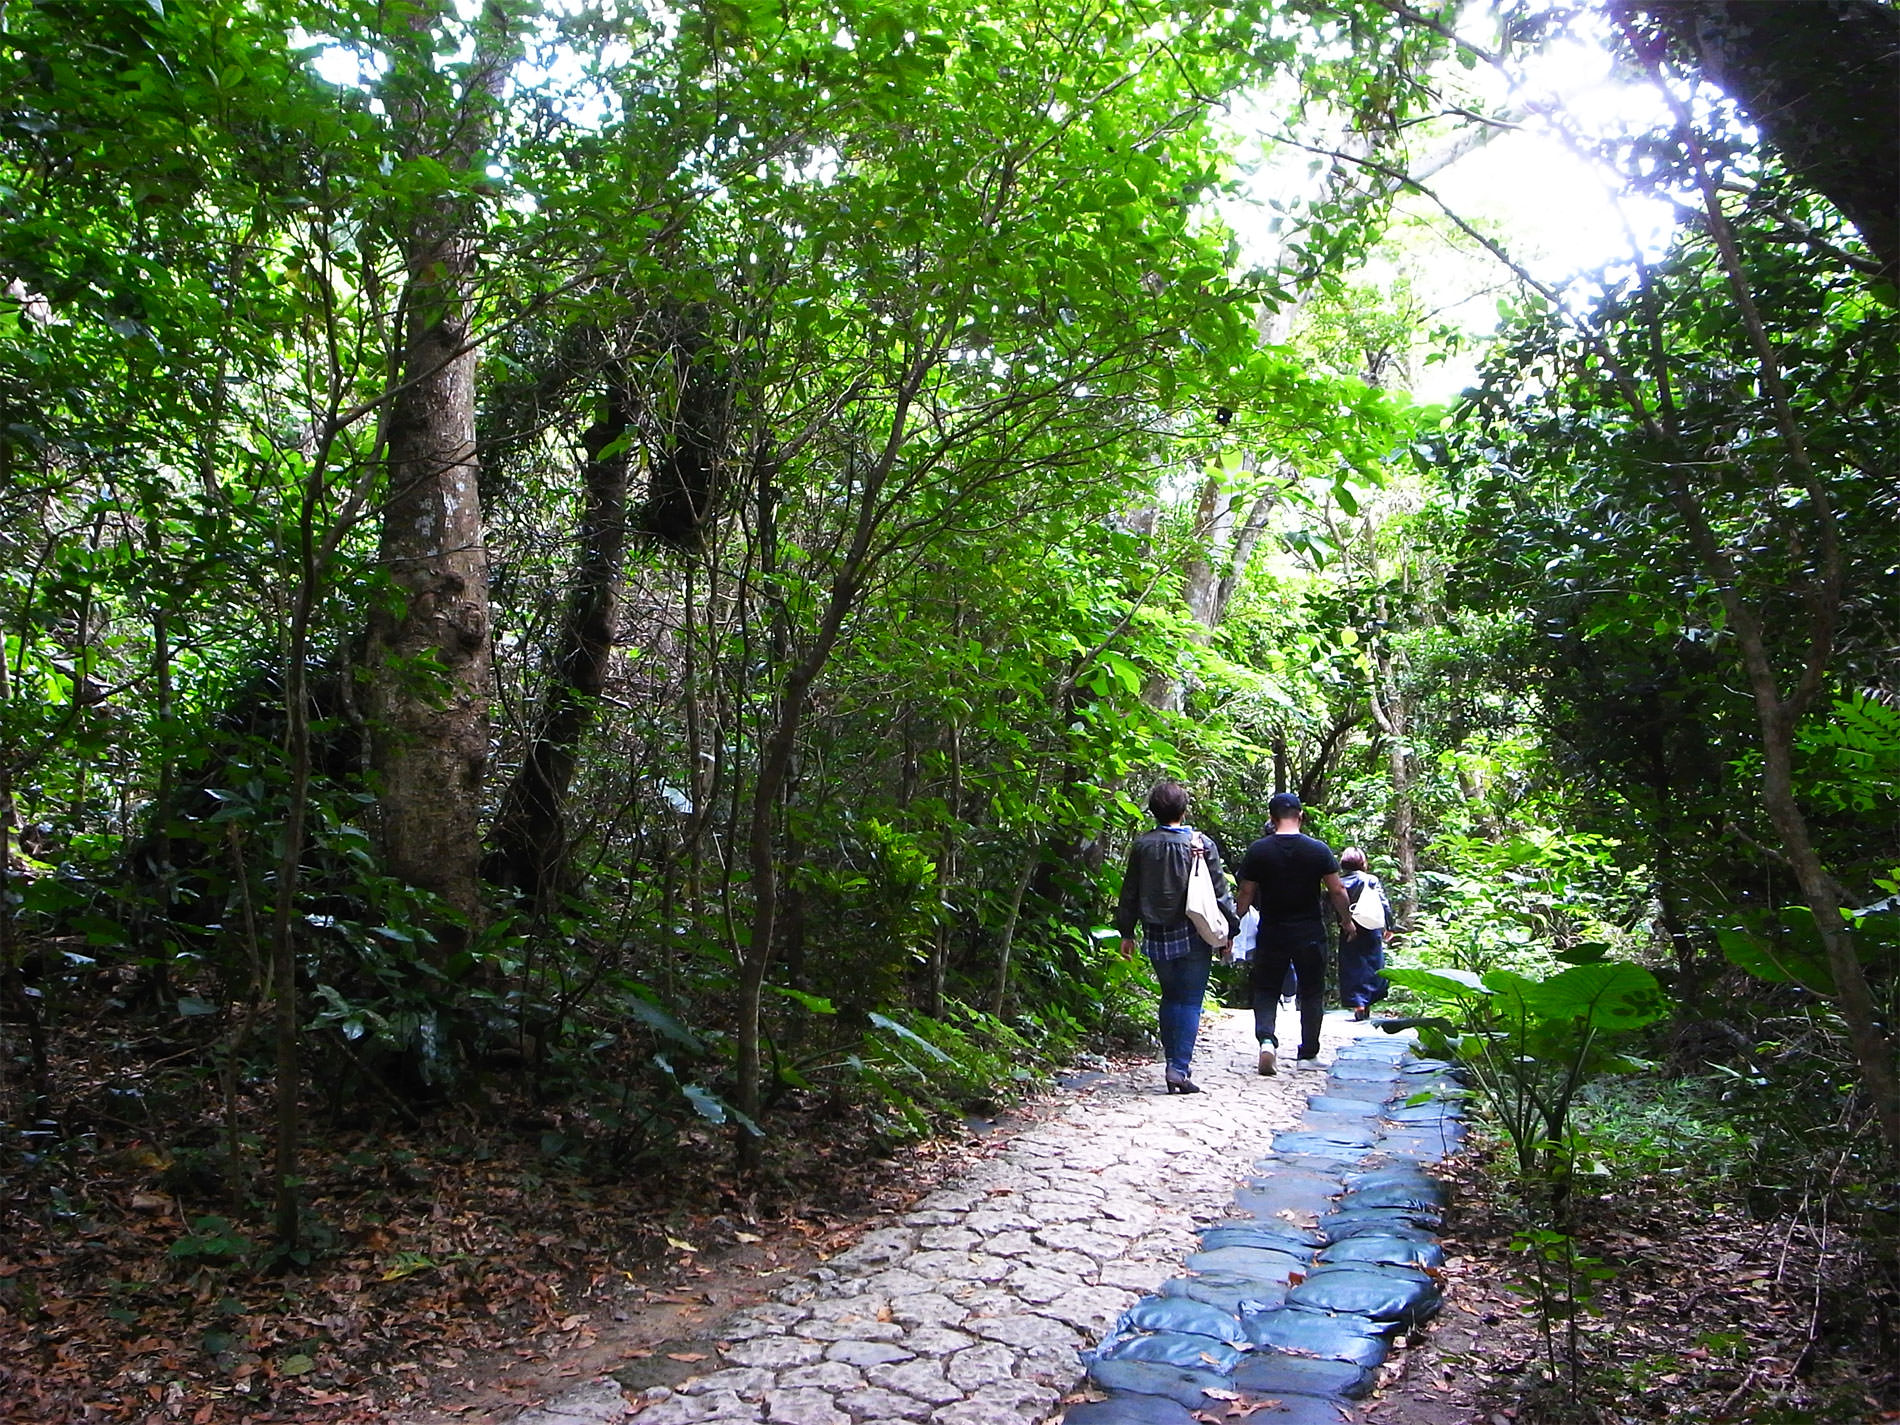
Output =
[
  {"x1": 1257, "y1": 1044, "x2": 1278, "y2": 1077},
  {"x1": 1294, "y1": 1056, "x2": 1322, "y2": 1072}
]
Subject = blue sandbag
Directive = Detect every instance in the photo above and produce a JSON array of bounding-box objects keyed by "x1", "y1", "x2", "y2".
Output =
[
  {"x1": 1254, "y1": 1152, "x2": 1365, "y2": 1177},
  {"x1": 1399, "y1": 1057, "x2": 1456, "y2": 1074},
  {"x1": 1267, "y1": 1133, "x2": 1372, "y2": 1161},
  {"x1": 1118, "y1": 1295, "x2": 1249, "y2": 1346},
  {"x1": 1318, "y1": 1233, "x2": 1445, "y2": 1269},
  {"x1": 1062, "y1": 1395, "x2": 1200, "y2": 1425},
  {"x1": 1368, "y1": 1136, "x2": 1464, "y2": 1170},
  {"x1": 1327, "y1": 1061, "x2": 1400, "y2": 1082},
  {"x1": 1232, "y1": 1186, "x2": 1339, "y2": 1222},
  {"x1": 1269, "y1": 1132, "x2": 1375, "y2": 1155},
  {"x1": 1342, "y1": 1170, "x2": 1448, "y2": 1205},
  {"x1": 1162, "y1": 1272, "x2": 1288, "y2": 1314},
  {"x1": 1385, "y1": 1102, "x2": 1462, "y2": 1125},
  {"x1": 1231, "y1": 1350, "x2": 1375, "y2": 1400},
  {"x1": 1094, "y1": 1332, "x2": 1245, "y2": 1374},
  {"x1": 1246, "y1": 1165, "x2": 1351, "y2": 1191},
  {"x1": 1185, "y1": 1245, "x2": 1309, "y2": 1281},
  {"x1": 1321, "y1": 1207, "x2": 1442, "y2": 1238},
  {"x1": 1286, "y1": 1264, "x2": 1442, "y2": 1326},
  {"x1": 1339, "y1": 1037, "x2": 1411, "y2": 1060},
  {"x1": 1199, "y1": 1223, "x2": 1320, "y2": 1254},
  {"x1": 1085, "y1": 1356, "x2": 1235, "y2": 1408},
  {"x1": 1239, "y1": 1305, "x2": 1396, "y2": 1368},
  {"x1": 1305, "y1": 1094, "x2": 1382, "y2": 1116},
  {"x1": 1340, "y1": 1180, "x2": 1446, "y2": 1212}
]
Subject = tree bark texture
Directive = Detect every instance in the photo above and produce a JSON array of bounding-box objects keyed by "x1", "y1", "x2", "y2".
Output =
[
  {"x1": 365, "y1": 14, "x2": 508, "y2": 935},
  {"x1": 1144, "y1": 470, "x2": 1277, "y2": 713},
  {"x1": 486, "y1": 383, "x2": 633, "y2": 905},
  {"x1": 1617, "y1": 0, "x2": 1900, "y2": 283},
  {"x1": 1367, "y1": 648, "x2": 1417, "y2": 929}
]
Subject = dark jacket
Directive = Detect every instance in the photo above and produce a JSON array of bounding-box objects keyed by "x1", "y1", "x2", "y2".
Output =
[{"x1": 1115, "y1": 825, "x2": 1240, "y2": 938}]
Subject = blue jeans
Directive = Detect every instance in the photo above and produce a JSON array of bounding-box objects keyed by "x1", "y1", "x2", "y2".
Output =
[
  {"x1": 1149, "y1": 948, "x2": 1214, "y2": 1077},
  {"x1": 1252, "y1": 921, "x2": 1327, "y2": 1059}
]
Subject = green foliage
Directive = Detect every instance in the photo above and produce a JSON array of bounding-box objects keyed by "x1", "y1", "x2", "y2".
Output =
[
  {"x1": 168, "y1": 1215, "x2": 254, "y2": 1266},
  {"x1": 1399, "y1": 829, "x2": 1649, "y2": 977},
  {"x1": 848, "y1": 1004, "x2": 1044, "y2": 1141},
  {"x1": 1509, "y1": 1225, "x2": 1618, "y2": 1401},
  {"x1": 1385, "y1": 957, "x2": 1665, "y2": 1201},
  {"x1": 1796, "y1": 692, "x2": 1900, "y2": 816},
  {"x1": 1569, "y1": 1076, "x2": 1752, "y2": 1186}
]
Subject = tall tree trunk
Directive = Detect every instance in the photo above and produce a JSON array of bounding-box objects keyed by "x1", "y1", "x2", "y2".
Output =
[
  {"x1": 1144, "y1": 465, "x2": 1279, "y2": 712},
  {"x1": 990, "y1": 849, "x2": 1040, "y2": 1019},
  {"x1": 486, "y1": 381, "x2": 633, "y2": 906},
  {"x1": 364, "y1": 5, "x2": 509, "y2": 939},
  {"x1": 1367, "y1": 644, "x2": 1417, "y2": 929},
  {"x1": 736, "y1": 378, "x2": 923, "y2": 1138},
  {"x1": 1614, "y1": 0, "x2": 1899, "y2": 284}
]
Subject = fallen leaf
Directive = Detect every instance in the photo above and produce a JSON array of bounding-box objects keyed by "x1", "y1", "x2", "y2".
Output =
[
  {"x1": 1228, "y1": 1399, "x2": 1281, "y2": 1417},
  {"x1": 665, "y1": 1352, "x2": 708, "y2": 1363}
]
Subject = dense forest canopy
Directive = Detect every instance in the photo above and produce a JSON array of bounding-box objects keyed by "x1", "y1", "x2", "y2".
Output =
[{"x1": 0, "y1": 0, "x2": 1895, "y2": 1413}]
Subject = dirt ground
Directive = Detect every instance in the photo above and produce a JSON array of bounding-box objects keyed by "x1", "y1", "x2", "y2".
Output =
[{"x1": 6, "y1": 1063, "x2": 1897, "y2": 1425}]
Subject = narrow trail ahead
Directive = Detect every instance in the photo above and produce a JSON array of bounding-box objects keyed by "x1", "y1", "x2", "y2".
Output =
[{"x1": 491, "y1": 1009, "x2": 1460, "y2": 1425}]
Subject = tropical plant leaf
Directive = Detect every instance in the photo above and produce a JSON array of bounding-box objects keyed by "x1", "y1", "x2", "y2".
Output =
[{"x1": 868, "y1": 1011, "x2": 954, "y2": 1062}]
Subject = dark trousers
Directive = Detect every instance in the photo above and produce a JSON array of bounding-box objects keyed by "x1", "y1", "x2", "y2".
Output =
[{"x1": 1251, "y1": 920, "x2": 1327, "y2": 1059}]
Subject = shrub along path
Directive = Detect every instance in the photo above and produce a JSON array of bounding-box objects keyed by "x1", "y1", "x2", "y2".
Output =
[{"x1": 474, "y1": 1009, "x2": 1463, "y2": 1425}]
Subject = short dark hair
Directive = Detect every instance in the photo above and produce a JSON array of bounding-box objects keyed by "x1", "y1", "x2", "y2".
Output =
[
  {"x1": 1340, "y1": 846, "x2": 1367, "y2": 872},
  {"x1": 1268, "y1": 791, "x2": 1302, "y2": 822},
  {"x1": 1148, "y1": 779, "x2": 1189, "y2": 823}
]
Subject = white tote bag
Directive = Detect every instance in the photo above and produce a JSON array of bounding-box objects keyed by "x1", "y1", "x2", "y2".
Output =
[{"x1": 1184, "y1": 834, "x2": 1230, "y2": 947}]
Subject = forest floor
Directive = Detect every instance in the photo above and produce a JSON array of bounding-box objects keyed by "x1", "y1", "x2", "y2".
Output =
[
  {"x1": 4, "y1": 1034, "x2": 1897, "y2": 1425},
  {"x1": 1364, "y1": 1145, "x2": 1900, "y2": 1425}
]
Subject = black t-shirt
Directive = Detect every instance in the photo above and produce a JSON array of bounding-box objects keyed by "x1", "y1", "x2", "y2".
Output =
[{"x1": 1237, "y1": 832, "x2": 1340, "y2": 926}]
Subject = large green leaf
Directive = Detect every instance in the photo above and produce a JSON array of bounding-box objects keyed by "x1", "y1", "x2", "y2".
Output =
[
  {"x1": 1715, "y1": 916, "x2": 1834, "y2": 994},
  {"x1": 1485, "y1": 961, "x2": 1665, "y2": 1031},
  {"x1": 1384, "y1": 965, "x2": 1488, "y2": 998}
]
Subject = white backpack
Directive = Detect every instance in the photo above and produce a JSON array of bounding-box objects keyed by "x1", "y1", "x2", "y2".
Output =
[{"x1": 1349, "y1": 875, "x2": 1387, "y2": 931}]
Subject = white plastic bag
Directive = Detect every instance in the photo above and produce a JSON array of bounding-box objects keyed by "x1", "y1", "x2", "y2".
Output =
[{"x1": 1230, "y1": 908, "x2": 1259, "y2": 962}]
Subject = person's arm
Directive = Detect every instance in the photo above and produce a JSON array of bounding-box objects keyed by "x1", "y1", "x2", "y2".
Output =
[
  {"x1": 1204, "y1": 836, "x2": 1241, "y2": 935},
  {"x1": 1235, "y1": 879, "x2": 1256, "y2": 918},
  {"x1": 1324, "y1": 871, "x2": 1353, "y2": 932},
  {"x1": 1116, "y1": 841, "x2": 1142, "y2": 958}
]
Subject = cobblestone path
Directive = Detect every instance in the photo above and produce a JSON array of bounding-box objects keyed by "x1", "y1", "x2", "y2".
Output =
[{"x1": 506, "y1": 1008, "x2": 1456, "y2": 1425}]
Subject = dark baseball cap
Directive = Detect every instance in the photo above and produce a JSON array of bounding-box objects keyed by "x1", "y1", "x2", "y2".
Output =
[{"x1": 1268, "y1": 791, "x2": 1303, "y2": 820}]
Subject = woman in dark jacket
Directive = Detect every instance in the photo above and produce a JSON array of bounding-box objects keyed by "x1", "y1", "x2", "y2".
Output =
[
  {"x1": 1115, "y1": 780, "x2": 1239, "y2": 1093},
  {"x1": 1337, "y1": 846, "x2": 1392, "y2": 1020}
]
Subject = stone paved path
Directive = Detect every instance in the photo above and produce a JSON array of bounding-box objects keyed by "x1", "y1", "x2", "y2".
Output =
[{"x1": 505, "y1": 1008, "x2": 1438, "y2": 1425}]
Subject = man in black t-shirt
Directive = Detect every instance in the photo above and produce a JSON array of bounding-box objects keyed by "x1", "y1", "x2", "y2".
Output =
[{"x1": 1234, "y1": 791, "x2": 1353, "y2": 1075}]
